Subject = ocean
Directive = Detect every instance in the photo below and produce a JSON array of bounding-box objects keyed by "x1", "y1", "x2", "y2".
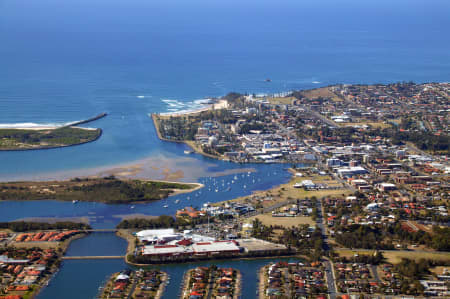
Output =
[
  {"x1": 1, "y1": 1, "x2": 450, "y2": 298},
  {"x1": 1, "y1": 0, "x2": 449, "y2": 179}
]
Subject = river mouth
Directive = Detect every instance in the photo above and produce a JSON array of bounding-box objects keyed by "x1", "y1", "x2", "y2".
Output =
[{"x1": 0, "y1": 151, "x2": 259, "y2": 183}]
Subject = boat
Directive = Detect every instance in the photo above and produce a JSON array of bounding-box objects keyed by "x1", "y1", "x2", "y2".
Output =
[
  {"x1": 130, "y1": 205, "x2": 135, "y2": 209},
  {"x1": 184, "y1": 150, "x2": 193, "y2": 154},
  {"x1": 175, "y1": 200, "x2": 180, "y2": 204},
  {"x1": 72, "y1": 200, "x2": 78, "y2": 204},
  {"x1": 265, "y1": 78, "x2": 272, "y2": 82},
  {"x1": 163, "y1": 205, "x2": 169, "y2": 208}
]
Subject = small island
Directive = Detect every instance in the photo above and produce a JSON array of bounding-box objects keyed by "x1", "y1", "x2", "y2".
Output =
[
  {"x1": 0, "y1": 113, "x2": 107, "y2": 151},
  {"x1": 0, "y1": 176, "x2": 201, "y2": 204}
]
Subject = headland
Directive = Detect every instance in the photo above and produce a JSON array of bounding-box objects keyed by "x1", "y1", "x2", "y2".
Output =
[{"x1": 0, "y1": 113, "x2": 107, "y2": 151}]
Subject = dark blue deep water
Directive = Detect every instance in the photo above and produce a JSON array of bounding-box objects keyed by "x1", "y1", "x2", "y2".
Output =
[
  {"x1": 1, "y1": 0, "x2": 450, "y2": 298},
  {"x1": 1, "y1": 0, "x2": 449, "y2": 177}
]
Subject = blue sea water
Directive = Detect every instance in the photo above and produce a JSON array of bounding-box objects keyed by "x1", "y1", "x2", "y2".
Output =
[
  {"x1": 1, "y1": 0, "x2": 450, "y2": 178},
  {"x1": 1, "y1": 0, "x2": 450, "y2": 298}
]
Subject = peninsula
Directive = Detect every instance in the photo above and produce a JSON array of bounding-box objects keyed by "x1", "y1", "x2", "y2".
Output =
[
  {"x1": 0, "y1": 113, "x2": 107, "y2": 151},
  {"x1": 152, "y1": 83, "x2": 449, "y2": 163}
]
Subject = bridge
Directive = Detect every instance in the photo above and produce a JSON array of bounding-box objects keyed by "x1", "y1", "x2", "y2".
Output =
[
  {"x1": 83, "y1": 229, "x2": 118, "y2": 233},
  {"x1": 62, "y1": 256, "x2": 124, "y2": 260}
]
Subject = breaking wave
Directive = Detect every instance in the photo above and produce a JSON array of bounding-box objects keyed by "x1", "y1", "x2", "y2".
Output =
[{"x1": 160, "y1": 98, "x2": 212, "y2": 115}]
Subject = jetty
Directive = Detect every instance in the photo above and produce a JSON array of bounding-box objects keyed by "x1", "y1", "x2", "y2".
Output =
[{"x1": 64, "y1": 112, "x2": 107, "y2": 127}]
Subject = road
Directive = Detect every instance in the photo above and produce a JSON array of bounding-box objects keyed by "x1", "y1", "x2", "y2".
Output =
[
  {"x1": 323, "y1": 260, "x2": 337, "y2": 299},
  {"x1": 315, "y1": 199, "x2": 338, "y2": 299},
  {"x1": 241, "y1": 198, "x2": 298, "y2": 219},
  {"x1": 206, "y1": 270, "x2": 214, "y2": 299},
  {"x1": 283, "y1": 268, "x2": 291, "y2": 298},
  {"x1": 126, "y1": 274, "x2": 138, "y2": 299},
  {"x1": 83, "y1": 229, "x2": 118, "y2": 232},
  {"x1": 297, "y1": 104, "x2": 338, "y2": 127},
  {"x1": 370, "y1": 265, "x2": 381, "y2": 283},
  {"x1": 334, "y1": 248, "x2": 449, "y2": 255}
]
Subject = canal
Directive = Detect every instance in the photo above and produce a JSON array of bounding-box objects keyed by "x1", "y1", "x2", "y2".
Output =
[{"x1": 25, "y1": 164, "x2": 296, "y2": 298}]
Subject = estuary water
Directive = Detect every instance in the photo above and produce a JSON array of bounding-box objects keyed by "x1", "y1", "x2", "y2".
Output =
[
  {"x1": 1, "y1": 0, "x2": 450, "y2": 298},
  {"x1": 0, "y1": 164, "x2": 292, "y2": 227}
]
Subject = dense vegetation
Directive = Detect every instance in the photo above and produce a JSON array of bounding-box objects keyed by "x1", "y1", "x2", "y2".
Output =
[
  {"x1": 392, "y1": 258, "x2": 450, "y2": 295},
  {"x1": 0, "y1": 177, "x2": 195, "y2": 203},
  {"x1": 333, "y1": 251, "x2": 385, "y2": 265},
  {"x1": 251, "y1": 218, "x2": 324, "y2": 260},
  {"x1": 335, "y1": 224, "x2": 395, "y2": 250},
  {"x1": 389, "y1": 130, "x2": 449, "y2": 154},
  {"x1": 0, "y1": 127, "x2": 102, "y2": 150},
  {"x1": 335, "y1": 223, "x2": 450, "y2": 251},
  {"x1": 156, "y1": 107, "x2": 236, "y2": 141},
  {"x1": 117, "y1": 214, "x2": 212, "y2": 229},
  {"x1": 0, "y1": 221, "x2": 91, "y2": 232}
]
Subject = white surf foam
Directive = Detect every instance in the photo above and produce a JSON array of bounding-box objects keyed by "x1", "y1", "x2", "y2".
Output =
[
  {"x1": 0, "y1": 122, "x2": 63, "y2": 129},
  {"x1": 159, "y1": 97, "x2": 213, "y2": 115}
]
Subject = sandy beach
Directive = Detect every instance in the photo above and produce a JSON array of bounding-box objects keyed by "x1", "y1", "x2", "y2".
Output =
[
  {"x1": 0, "y1": 151, "x2": 256, "y2": 184},
  {"x1": 0, "y1": 125, "x2": 97, "y2": 131},
  {"x1": 12, "y1": 216, "x2": 90, "y2": 224}
]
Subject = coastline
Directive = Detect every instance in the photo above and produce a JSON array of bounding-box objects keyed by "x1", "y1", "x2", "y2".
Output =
[
  {"x1": 18, "y1": 231, "x2": 90, "y2": 299},
  {"x1": 258, "y1": 265, "x2": 266, "y2": 299},
  {"x1": 0, "y1": 178, "x2": 203, "y2": 204},
  {"x1": 158, "y1": 99, "x2": 228, "y2": 117},
  {"x1": 155, "y1": 271, "x2": 168, "y2": 299},
  {"x1": 150, "y1": 99, "x2": 230, "y2": 162},
  {"x1": 0, "y1": 127, "x2": 103, "y2": 152},
  {"x1": 151, "y1": 110, "x2": 305, "y2": 165},
  {"x1": 179, "y1": 269, "x2": 192, "y2": 299},
  {"x1": 234, "y1": 270, "x2": 242, "y2": 299},
  {"x1": 0, "y1": 112, "x2": 107, "y2": 151},
  {"x1": 151, "y1": 113, "x2": 224, "y2": 161}
]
